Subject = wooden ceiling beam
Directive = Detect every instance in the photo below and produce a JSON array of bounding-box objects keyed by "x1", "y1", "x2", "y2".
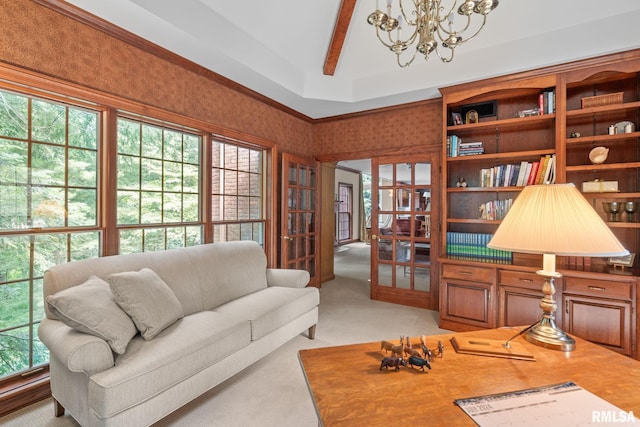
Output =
[{"x1": 323, "y1": 0, "x2": 357, "y2": 76}]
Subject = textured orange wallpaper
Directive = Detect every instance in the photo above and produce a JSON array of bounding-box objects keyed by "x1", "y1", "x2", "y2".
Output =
[
  {"x1": 313, "y1": 101, "x2": 442, "y2": 157},
  {"x1": 0, "y1": 0, "x2": 313, "y2": 156}
]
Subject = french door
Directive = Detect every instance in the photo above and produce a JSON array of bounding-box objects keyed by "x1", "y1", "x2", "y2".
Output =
[
  {"x1": 280, "y1": 153, "x2": 320, "y2": 287},
  {"x1": 370, "y1": 154, "x2": 437, "y2": 309}
]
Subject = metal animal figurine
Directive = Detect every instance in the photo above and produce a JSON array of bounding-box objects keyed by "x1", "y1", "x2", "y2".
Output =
[
  {"x1": 403, "y1": 337, "x2": 422, "y2": 359},
  {"x1": 408, "y1": 355, "x2": 432, "y2": 372},
  {"x1": 437, "y1": 340, "x2": 444, "y2": 358},
  {"x1": 390, "y1": 336, "x2": 404, "y2": 358},
  {"x1": 380, "y1": 340, "x2": 394, "y2": 354},
  {"x1": 380, "y1": 357, "x2": 406, "y2": 371},
  {"x1": 418, "y1": 335, "x2": 432, "y2": 361}
]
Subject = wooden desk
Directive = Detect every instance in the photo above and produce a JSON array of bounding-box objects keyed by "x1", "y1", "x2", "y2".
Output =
[{"x1": 298, "y1": 328, "x2": 640, "y2": 426}]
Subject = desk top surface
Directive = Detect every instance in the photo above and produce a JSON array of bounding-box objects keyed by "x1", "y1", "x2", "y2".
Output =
[{"x1": 298, "y1": 328, "x2": 640, "y2": 426}]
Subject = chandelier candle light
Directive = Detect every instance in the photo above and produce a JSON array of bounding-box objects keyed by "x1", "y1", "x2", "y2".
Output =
[
  {"x1": 487, "y1": 184, "x2": 629, "y2": 352},
  {"x1": 367, "y1": 0, "x2": 499, "y2": 67}
]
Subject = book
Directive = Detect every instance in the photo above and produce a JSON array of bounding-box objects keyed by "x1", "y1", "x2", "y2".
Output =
[
  {"x1": 515, "y1": 161, "x2": 528, "y2": 186},
  {"x1": 526, "y1": 162, "x2": 539, "y2": 185}
]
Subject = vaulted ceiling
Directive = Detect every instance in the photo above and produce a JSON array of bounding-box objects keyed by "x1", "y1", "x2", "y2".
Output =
[{"x1": 64, "y1": 0, "x2": 640, "y2": 119}]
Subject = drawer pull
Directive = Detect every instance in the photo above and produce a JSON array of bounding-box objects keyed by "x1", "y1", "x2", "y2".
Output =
[
  {"x1": 519, "y1": 279, "x2": 533, "y2": 283},
  {"x1": 459, "y1": 271, "x2": 473, "y2": 276},
  {"x1": 588, "y1": 286, "x2": 606, "y2": 292}
]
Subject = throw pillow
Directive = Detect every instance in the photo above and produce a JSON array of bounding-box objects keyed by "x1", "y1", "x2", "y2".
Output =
[
  {"x1": 46, "y1": 275, "x2": 138, "y2": 354},
  {"x1": 108, "y1": 268, "x2": 184, "y2": 340}
]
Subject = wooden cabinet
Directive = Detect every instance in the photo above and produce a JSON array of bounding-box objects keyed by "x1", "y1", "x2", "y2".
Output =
[
  {"x1": 497, "y1": 269, "x2": 550, "y2": 328},
  {"x1": 562, "y1": 275, "x2": 636, "y2": 356},
  {"x1": 438, "y1": 50, "x2": 640, "y2": 359},
  {"x1": 440, "y1": 263, "x2": 494, "y2": 331}
]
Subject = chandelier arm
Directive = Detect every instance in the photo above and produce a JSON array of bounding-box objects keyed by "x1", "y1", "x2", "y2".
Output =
[
  {"x1": 434, "y1": 45, "x2": 455, "y2": 63},
  {"x1": 441, "y1": 13, "x2": 487, "y2": 45},
  {"x1": 397, "y1": 48, "x2": 418, "y2": 68},
  {"x1": 398, "y1": 0, "x2": 420, "y2": 26},
  {"x1": 374, "y1": 25, "x2": 396, "y2": 49},
  {"x1": 436, "y1": 13, "x2": 471, "y2": 37},
  {"x1": 457, "y1": 14, "x2": 489, "y2": 44}
]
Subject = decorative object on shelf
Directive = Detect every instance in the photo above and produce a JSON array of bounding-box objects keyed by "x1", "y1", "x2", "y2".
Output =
[
  {"x1": 582, "y1": 180, "x2": 618, "y2": 193},
  {"x1": 588, "y1": 146, "x2": 609, "y2": 164},
  {"x1": 487, "y1": 184, "x2": 629, "y2": 352},
  {"x1": 607, "y1": 253, "x2": 636, "y2": 269},
  {"x1": 602, "y1": 201, "x2": 622, "y2": 222},
  {"x1": 456, "y1": 177, "x2": 467, "y2": 187},
  {"x1": 624, "y1": 201, "x2": 638, "y2": 222},
  {"x1": 465, "y1": 109, "x2": 479, "y2": 124},
  {"x1": 613, "y1": 120, "x2": 635, "y2": 134},
  {"x1": 367, "y1": 0, "x2": 499, "y2": 67},
  {"x1": 569, "y1": 132, "x2": 581, "y2": 138},
  {"x1": 580, "y1": 92, "x2": 623, "y2": 109},
  {"x1": 515, "y1": 108, "x2": 540, "y2": 117},
  {"x1": 451, "y1": 112, "x2": 463, "y2": 125}
]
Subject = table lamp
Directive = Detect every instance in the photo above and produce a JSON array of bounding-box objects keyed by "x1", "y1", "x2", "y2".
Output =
[{"x1": 487, "y1": 184, "x2": 629, "y2": 351}]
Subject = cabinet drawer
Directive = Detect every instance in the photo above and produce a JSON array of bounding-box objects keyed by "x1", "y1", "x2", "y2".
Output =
[
  {"x1": 564, "y1": 277, "x2": 633, "y2": 300},
  {"x1": 442, "y1": 264, "x2": 493, "y2": 283},
  {"x1": 498, "y1": 270, "x2": 546, "y2": 290}
]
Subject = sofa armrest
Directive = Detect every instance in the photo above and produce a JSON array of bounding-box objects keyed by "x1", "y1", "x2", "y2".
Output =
[
  {"x1": 38, "y1": 318, "x2": 115, "y2": 375},
  {"x1": 266, "y1": 268, "x2": 310, "y2": 288}
]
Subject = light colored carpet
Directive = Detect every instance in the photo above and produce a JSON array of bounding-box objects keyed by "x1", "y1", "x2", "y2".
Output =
[{"x1": 1, "y1": 242, "x2": 448, "y2": 427}]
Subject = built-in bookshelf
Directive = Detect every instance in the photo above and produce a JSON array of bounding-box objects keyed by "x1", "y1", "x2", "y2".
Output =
[{"x1": 437, "y1": 50, "x2": 640, "y2": 357}]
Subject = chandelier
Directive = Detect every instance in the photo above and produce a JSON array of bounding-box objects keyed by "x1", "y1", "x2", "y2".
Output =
[{"x1": 367, "y1": 0, "x2": 499, "y2": 67}]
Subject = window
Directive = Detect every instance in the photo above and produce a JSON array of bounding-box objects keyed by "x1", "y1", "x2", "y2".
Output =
[
  {"x1": 0, "y1": 79, "x2": 272, "y2": 399},
  {"x1": 0, "y1": 89, "x2": 101, "y2": 379},
  {"x1": 211, "y1": 138, "x2": 265, "y2": 245},
  {"x1": 337, "y1": 183, "x2": 352, "y2": 242},
  {"x1": 116, "y1": 117, "x2": 203, "y2": 253}
]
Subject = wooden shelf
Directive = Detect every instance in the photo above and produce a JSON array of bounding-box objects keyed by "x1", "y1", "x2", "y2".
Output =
[
  {"x1": 447, "y1": 113, "x2": 555, "y2": 132},
  {"x1": 447, "y1": 218, "x2": 501, "y2": 224},
  {"x1": 447, "y1": 148, "x2": 555, "y2": 162},
  {"x1": 447, "y1": 186, "x2": 522, "y2": 193},
  {"x1": 582, "y1": 192, "x2": 640, "y2": 199},
  {"x1": 566, "y1": 100, "x2": 640, "y2": 118},
  {"x1": 566, "y1": 161, "x2": 640, "y2": 172},
  {"x1": 565, "y1": 131, "x2": 640, "y2": 146}
]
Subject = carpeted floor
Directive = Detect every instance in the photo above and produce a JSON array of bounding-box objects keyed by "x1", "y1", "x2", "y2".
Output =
[{"x1": 1, "y1": 242, "x2": 448, "y2": 427}]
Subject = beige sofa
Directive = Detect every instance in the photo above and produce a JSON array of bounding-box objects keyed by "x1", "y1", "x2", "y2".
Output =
[{"x1": 38, "y1": 241, "x2": 319, "y2": 426}]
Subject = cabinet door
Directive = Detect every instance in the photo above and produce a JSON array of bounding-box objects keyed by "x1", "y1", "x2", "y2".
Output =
[
  {"x1": 497, "y1": 270, "x2": 557, "y2": 327},
  {"x1": 563, "y1": 294, "x2": 633, "y2": 356},
  {"x1": 440, "y1": 279, "x2": 494, "y2": 330},
  {"x1": 498, "y1": 286, "x2": 545, "y2": 328}
]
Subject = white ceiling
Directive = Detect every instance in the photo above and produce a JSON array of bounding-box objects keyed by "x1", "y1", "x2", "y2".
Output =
[{"x1": 64, "y1": 0, "x2": 640, "y2": 120}]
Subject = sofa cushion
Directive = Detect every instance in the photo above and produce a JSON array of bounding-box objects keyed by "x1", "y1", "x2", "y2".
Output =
[
  {"x1": 214, "y1": 286, "x2": 320, "y2": 340},
  {"x1": 45, "y1": 276, "x2": 137, "y2": 354},
  {"x1": 108, "y1": 268, "x2": 184, "y2": 340},
  {"x1": 88, "y1": 311, "x2": 250, "y2": 418}
]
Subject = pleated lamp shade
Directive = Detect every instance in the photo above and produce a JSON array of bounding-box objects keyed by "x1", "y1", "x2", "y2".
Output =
[{"x1": 487, "y1": 184, "x2": 628, "y2": 257}]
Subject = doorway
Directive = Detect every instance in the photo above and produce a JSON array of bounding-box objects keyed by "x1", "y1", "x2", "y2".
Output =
[{"x1": 333, "y1": 152, "x2": 439, "y2": 311}]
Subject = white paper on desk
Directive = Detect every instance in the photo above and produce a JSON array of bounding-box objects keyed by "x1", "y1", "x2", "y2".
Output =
[{"x1": 455, "y1": 382, "x2": 638, "y2": 426}]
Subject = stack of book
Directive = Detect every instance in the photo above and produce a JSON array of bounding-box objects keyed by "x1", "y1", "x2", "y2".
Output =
[
  {"x1": 458, "y1": 141, "x2": 484, "y2": 157},
  {"x1": 447, "y1": 135, "x2": 484, "y2": 157},
  {"x1": 479, "y1": 154, "x2": 556, "y2": 187},
  {"x1": 446, "y1": 232, "x2": 513, "y2": 264},
  {"x1": 480, "y1": 199, "x2": 513, "y2": 220},
  {"x1": 539, "y1": 89, "x2": 556, "y2": 114}
]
